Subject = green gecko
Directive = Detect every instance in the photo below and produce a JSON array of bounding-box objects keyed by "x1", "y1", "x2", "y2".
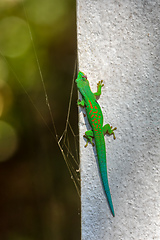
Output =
[{"x1": 76, "y1": 71, "x2": 117, "y2": 217}]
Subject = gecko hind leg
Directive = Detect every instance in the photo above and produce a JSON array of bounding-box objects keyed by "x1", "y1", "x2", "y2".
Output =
[
  {"x1": 83, "y1": 130, "x2": 94, "y2": 147},
  {"x1": 103, "y1": 124, "x2": 117, "y2": 139}
]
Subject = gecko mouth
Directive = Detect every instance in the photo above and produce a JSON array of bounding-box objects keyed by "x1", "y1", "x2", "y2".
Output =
[{"x1": 83, "y1": 74, "x2": 87, "y2": 79}]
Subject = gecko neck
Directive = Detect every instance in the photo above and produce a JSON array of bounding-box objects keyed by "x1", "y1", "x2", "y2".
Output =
[{"x1": 79, "y1": 86, "x2": 95, "y2": 102}]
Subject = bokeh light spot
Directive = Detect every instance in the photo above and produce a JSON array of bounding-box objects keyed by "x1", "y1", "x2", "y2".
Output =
[
  {"x1": 0, "y1": 121, "x2": 18, "y2": 162},
  {"x1": 0, "y1": 81, "x2": 13, "y2": 116},
  {"x1": 26, "y1": 0, "x2": 67, "y2": 25},
  {"x1": 0, "y1": 17, "x2": 31, "y2": 58},
  {"x1": 0, "y1": 0, "x2": 21, "y2": 9}
]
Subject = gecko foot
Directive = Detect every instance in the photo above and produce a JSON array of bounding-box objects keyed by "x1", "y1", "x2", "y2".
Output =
[
  {"x1": 97, "y1": 80, "x2": 104, "y2": 88},
  {"x1": 83, "y1": 134, "x2": 94, "y2": 147}
]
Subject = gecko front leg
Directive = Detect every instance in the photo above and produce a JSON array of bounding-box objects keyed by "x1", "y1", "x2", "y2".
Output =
[
  {"x1": 94, "y1": 80, "x2": 104, "y2": 97},
  {"x1": 77, "y1": 99, "x2": 85, "y2": 107}
]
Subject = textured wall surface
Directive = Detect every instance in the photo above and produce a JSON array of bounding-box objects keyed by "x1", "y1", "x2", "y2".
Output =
[{"x1": 77, "y1": 0, "x2": 160, "y2": 239}]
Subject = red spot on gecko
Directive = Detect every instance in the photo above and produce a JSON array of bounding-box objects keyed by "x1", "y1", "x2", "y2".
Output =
[
  {"x1": 89, "y1": 100, "x2": 93, "y2": 109},
  {"x1": 95, "y1": 106, "x2": 97, "y2": 109},
  {"x1": 91, "y1": 114, "x2": 94, "y2": 118},
  {"x1": 93, "y1": 110, "x2": 98, "y2": 113},
  {"x1": 89, "y1": 110, "x2": 92, "y2": 114}
]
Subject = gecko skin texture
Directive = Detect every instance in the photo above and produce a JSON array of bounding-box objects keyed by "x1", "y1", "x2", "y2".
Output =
[{"x1": 76, "y1": 71, "x2": 116, "y2": 217}]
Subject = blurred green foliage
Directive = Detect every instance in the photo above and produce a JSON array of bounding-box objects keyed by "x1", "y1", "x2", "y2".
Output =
[{"x1": 0, "y1": 0, "x2": 80, "y2": 240}]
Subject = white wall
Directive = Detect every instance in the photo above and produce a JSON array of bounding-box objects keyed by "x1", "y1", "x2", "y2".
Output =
[{"x1": 77, "y1": 0, "x2": 160, "y2": 239}]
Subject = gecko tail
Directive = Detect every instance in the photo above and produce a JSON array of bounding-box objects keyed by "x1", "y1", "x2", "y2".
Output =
[
  {"x1": 98, "y1": 160, "x2": 115, "y2": 217},
  {"x1": 105, "y1": 188, "x2": 115, "y2": 217},
  {"x1": 99, "y1": 163, "x2": 115, "y2": 216},
  {"x1": 95, "y1": 137, "x2": 115, "y2": 216}
]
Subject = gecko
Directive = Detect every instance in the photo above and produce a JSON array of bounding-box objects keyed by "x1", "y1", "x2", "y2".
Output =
[{"x1": 75, "y1": 71, "x2": 116, "y2": 217}]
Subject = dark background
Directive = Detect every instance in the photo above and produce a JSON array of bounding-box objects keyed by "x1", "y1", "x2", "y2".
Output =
[{"x1": 0, "y1": 1, "x2": 80, "y2": 240}]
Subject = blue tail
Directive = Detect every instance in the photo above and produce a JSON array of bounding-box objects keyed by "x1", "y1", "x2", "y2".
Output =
[
  {"x1": 95, "y1": 138, "x2": 115, "y2": 217},
  {"x1": 102, "y1": 174, "x2": 115, "y2": 217},
  {"x1": 99, "y1": 162, "x2": 115, "y2": 217}
]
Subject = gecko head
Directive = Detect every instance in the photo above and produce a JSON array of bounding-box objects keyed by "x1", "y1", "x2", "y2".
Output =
[{"x1": 75, "y1": 71, "x2": 89, "y2": 89}]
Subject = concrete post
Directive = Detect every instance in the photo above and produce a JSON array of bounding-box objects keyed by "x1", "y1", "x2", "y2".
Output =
[{"x1": 77, "y1": 1, "x2": 160, "y2": 239}]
